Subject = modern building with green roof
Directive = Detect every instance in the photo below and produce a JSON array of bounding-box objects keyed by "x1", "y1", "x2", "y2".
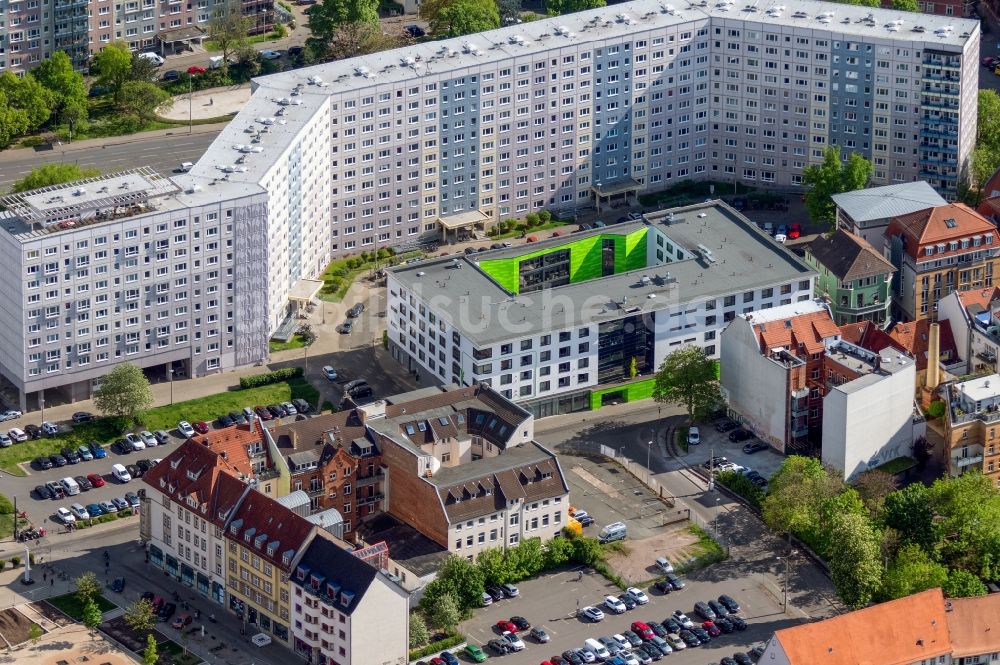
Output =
[{"x1": 386, "y1": 201, "x2": 817, "y2": 417}]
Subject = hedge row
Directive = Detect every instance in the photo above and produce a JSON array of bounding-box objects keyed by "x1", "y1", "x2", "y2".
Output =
[
  {"x1": 409, "y1": 632, "x2": 464, "y2": 661},
  {"x1": 75, "y1": 511, "x2": 133, "y2": 530},
  {"x1": 239, "y1": 367, "x2": 304, "y2": 389}
]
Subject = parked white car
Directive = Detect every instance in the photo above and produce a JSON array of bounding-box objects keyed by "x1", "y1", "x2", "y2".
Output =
[
  {"x1": 655, "y1": 556, "x2": 675, "y2": 573},
  {"x1": 125, "y1": 433, "x2": 145, "y2": 451},
  {"x1": 41, "y1": 421, "x2": 59, "y2": 435},
  {"x1": 579, "y1": 606, "x2": 605, "y2": 622},
  {"x1": 603, "y1": 595, "x2": 627, "y2": 614},
  {"x1": 56, "y1": 507, "x2": 76, "y2": 524},
  {"x1": 501, "y1": 631, "x2": 524, "y2": 652},
  {"x1": 177, "y1": 421, "x2": 195, "y2": 438},
  {"x1": 70, "y1": 503, "x2": 89, "y2": 520},
  {"x1": 7, "y1": 428, "x2": 27, "y2": 443},
  {"x1": 625, "y1": 587, "x2": 649, "y2": 605},
  {"x1": 140, "y1": 431, "x2": 157, "y2": 447}
]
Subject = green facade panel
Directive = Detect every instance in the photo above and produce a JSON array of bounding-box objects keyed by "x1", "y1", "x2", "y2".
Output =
[
  {"x1": 478, "y1": 229, "x2": 650, "y2": 295},
  {"x1": 588, "y1": 378, "x2": 657, "y2": 411}
]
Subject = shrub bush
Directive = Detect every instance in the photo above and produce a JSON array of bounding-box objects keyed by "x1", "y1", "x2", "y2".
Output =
[
  {"x1": 538, "y1": 210, "x2": 552, "y2": 223},
  {"x1": 10, "y1": 556, "x2": 20, "y2": 567},
  {"x1": 408, "y1": 632, "x2": 464, "y2": 661},
  {"x1": 716, "y1": 470, "x2": 766, "y2": 508},
  {"x1": 239, "y1": 367, "x2": 304, "y2": 389},
  {"x1": 525, "y1": 213, "x2": 540, "y2": 226},
  {"x1": 926, "y1": 401, "x2": 946, "y2": 419},
  {"x1": 0, "y1": 493, "x2": 13, "y2": 514}
]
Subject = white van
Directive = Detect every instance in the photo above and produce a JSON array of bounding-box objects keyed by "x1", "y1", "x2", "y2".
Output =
[
  {"x1": 177, "y1": 162, "x2": 194, "y2": 173},
  {"x1": 208, "y1": 55, "x2": 226, "y2": 69},
  {"x1": 584, "y1": 638, "x2": 610, "y2": 660},
  {"x1": 599, "y1": 521, "x2": 627, "y2": 544},
  {"x1": 60, "y1": 476, "x2": 81, "y2": 496},
  {"x1": 137, "y1": 52, "x2": 164, "y2": 66}
]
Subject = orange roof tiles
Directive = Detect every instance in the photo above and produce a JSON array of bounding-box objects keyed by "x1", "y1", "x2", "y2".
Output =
[
  {"x1": 889, "y1": 204, "x2": 998, "y2": 260},
  {"x1": 774, "y1": 589, "x2": 952, "y2": 665},
  {"x1": 190, "y1": 424, "x2": 266, "y2": 478},
  {"x1": 142, "y1": 439, "x2": 246, "y2": 519},
  {"x1": 946, "y1": 594, "x2": 1000, "y2": 658},
  {"x1": 957, "y1": 287, "x2": 1000, "y2": 312},
  {"x1": 837, "y1": 320, "x2": 906, "y2": 357},
  {"x1": 887, "y1": 319, "x2": 958, "y2": 372},
  {"x1": 755, "y1": 310, "x2": 840, "y2": 356}
]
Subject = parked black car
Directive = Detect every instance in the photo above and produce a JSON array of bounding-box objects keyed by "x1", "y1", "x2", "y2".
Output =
[
  {"x1": 486, "y1": 586, "x2": 505, "y2": 602},
  {"x1": 291, "y1": 398, "x2": 311, "y2": 414},
  {"x1": 728, "y1": 429, "x2": 753, "y2": 442},
  {"x1": 157, "y1": 602, "x2": 176, "y2": 621},
  {"x1": 49, "y1": 454, "x2": 67, "y2": 467},
  {"x1": 137, "y1": 459, "x2": 155, "y2": 474},
  {"x1": 61, "y1": 447, "x2": 82, "y2": 464},
  {"x1": 347, "y1": 303, "x2": 364, "y2": 318},
  {"x1": 74, "y1": 475, "x2": 92, "y2": 491},
  {"x1": 34, "y1": 456, "x2": 53, "y2": 470},
  {"x1": 34, "y1": 484, "x2": 53, "y2": 500},
  {"x1": 126, "y1": 464, "x2": 142, "y2": 479},
  {"x1": 348, "y1": 384, "x2": 374, "y2": 400},
  {"x1": 217, "y1": 414, "x2": 234, "y2": 428},
  {"x1": 714, "y1": 419, "x2": 738, "y2": 432},
  {"x1": 405, "y1": 24, "x2": 426, "y2": 37},
  {"x1": 267, "y1": 404, "x2": 286, "y2": 418},
  {"x1": 230, "y1": 410, "x2": 248, "y2": 425},
  {"x1": 24, "y1": 424, "x2": 42, "y2": 439},
  {"x1": 112, "y1": 439, "x2": 133, "y2": 455}
]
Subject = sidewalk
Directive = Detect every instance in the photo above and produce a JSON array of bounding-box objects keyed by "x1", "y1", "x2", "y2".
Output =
[{"x1": 158, "y1": 84, "x2": 251, "y2": 122}]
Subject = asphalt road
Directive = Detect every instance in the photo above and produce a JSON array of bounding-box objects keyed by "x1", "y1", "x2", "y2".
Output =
[{"x1": 0, "y1": 131, "x2": 221, "y2": 191}]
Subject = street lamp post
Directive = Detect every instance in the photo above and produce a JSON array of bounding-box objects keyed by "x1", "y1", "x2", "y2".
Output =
[
  {"x1": 713, "y1": 496, "x2": 721, "y2": 540},
  {"x1": 188, "y1": 74, "x2": 193, "y2": 135},
  {"x1": 39, "y1": 390, "x2": 44, "y2": 422},
  {"x1": 646, "y1": 440, "x2": 653, "y2": 472},
  {"x1": 777, "y1": 550, "x2": 797, "y2": 614},
  {"x1": 168, "y1": 368, "x2": 174, "y2": 405}
]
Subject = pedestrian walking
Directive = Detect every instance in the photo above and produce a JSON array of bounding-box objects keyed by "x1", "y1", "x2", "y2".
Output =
[{"x1": 50, "y1": 578, "x2": 54, "y2": 587}]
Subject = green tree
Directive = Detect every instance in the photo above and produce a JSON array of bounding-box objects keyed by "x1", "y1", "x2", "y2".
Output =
[
  {"x1": 143, "y1": 633, "x2": 158, "y2": 665},
  {"x1": 82, "y1": 598, "x2": 103, "y2": 631},
  {"x1": 0, "y1": 91, "x2": 30, "y2": 149},
  {"x1": 629, "y1": 356, "x2": 638, "y2": 379},
  {"x1": 972, "y1": 146, "x2": 1000, "y2": 203},
  {"x1": 33, "y1": 52, "x2": 88, "y2": 127},
  {"x1": 130, "y1": 55, "x2": 160, "y2": 84},
  {"x1": 943, "y1": 569, "x2": 989, "y2": 598},
  {"x1": 28, "y1": 623, "x2": 42, "y2": 644},
  {"x1": 928, "y1": 472, "x2": 1000, "y2": 580},
  {"x1": 92, "y1": 41, "x2": 135, "y2": 104},
  {"x1": 652, "y1": 346, "x2": 722, "y2": 423},
  {"x1": 0, "y1": 72, "x2": 52, "y2": 131},
  {"x1": 880, "y1": 543, "x2": 948, "y2": 601},
  {"x1": 419, "y1": 555, "x2": 484, "y2": 612},
  {"x1": 891, "y1": 0, "x2": 918, "y2": 9},
  {"x1": 476, "y1": 547, "x2": 514, "y2": 586},
  {"x1": 208, "y1": 0, "x2": 251, "y2": 73},
  {"x1": 93, "y1": 363, "x2": 154, "y2": 428},
  {"x1": 498, "y1": 0, "x2": 522, "y2": 24},
  {"x1": 428, "y1": 592, "x2": 461, "y2": 629},
  {"x1": 570, "y1": 536, "x2": 604, "y2": 567},
  {"x1": 543, "y1": 535, "x2": 574, "y2": 568},
  {"x1": 507, "y1": 538, "x2": 545, "y2": 579},
  {"x1": 123, "y1": 597, "x2": 156, "y2": 632},
  {"x1": 423, "y1": 0, "x2": 499, "y2": 37},
  {"x1": 307, "y1": 0, "x2": 379, "y2": 44},
  {"x1": 409, "y1": 612, "x2": 430, "y2": 648},
  {"x1": 308, "y1": 21, "x2": 400, "y2": 62},
  {"x1": 802, "y1": 145, "x2": 873, "y2": 228},
  {"x1": 547, "y1": 0, "x2": 605, "y2": 14},
  {"x1": 977, "y1": 89, "x2": 1000, "y2": 149},
  {"x1": 812, "y1": 487, "x2": 867, "y2": 557},
  {"x1": 854, "y1": 469, "x2": 897, "y2": 522},
  {"x1": 74, "y1": 572, "x2": 100, "y2": 607},
  {"x1": 11, "y1": 164, "x2": 100, "y2": 194},
  {"x1": 827, "y1": 512, "x2": 883, "y2": 609},
  {"x1": 118, "y1": 81, "x2": 171, "y2": 120},
  {"x1": 882, "y1": 482, "x2": 934, "y2": 549},
  {"x1": 762, "y1": 456, "x2": 843, "y2": 552}
]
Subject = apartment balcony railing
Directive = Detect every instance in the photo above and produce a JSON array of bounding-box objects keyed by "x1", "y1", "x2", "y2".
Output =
[
  {"x1": 837, "y1": 300, "x2": 888, "y2": 315},
  {"x1": 919, "y1": 141, "x2": 958, "y2": 153},
  {"x1": 920, "y1": 100, "x2": 961, "y2": 111},
  {"x1": 256, "y1": 468, "x2": 280, "y2": 481},
  {"x1": 356, "y1": 471, "x2": 382, "y2": 488},
  {"x1": 920, "y1": 127, "x2": 959, "y2": 139},
  {"x1": 923, "y1": 59, "x2": 961, "y2": 69},
  {"x1": 922, "y1": 72, "x2": 960, "y2": 82},
  {"x1": 953, "y1": 454, "x2": 984, "y2": 469},
  {"x1": 922, "y1": 85, "x2": 960, "y2": 96},
  {"x1": 919, "y1": 169, "x2": 959, "y2": 182}
]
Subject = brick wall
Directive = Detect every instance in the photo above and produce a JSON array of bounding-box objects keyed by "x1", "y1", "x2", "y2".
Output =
[{"x1": 381, "y1": 440, "x2": 449, "y2": 546}]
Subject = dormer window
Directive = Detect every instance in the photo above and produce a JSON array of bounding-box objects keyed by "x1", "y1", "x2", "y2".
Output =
[{"x1": 417, "y1": 421, "x2": 427, "y2": 432}]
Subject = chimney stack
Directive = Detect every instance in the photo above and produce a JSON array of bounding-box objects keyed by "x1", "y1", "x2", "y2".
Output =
[{"x1": 927, "y1": 322, "x2": 941, "y2": 390}]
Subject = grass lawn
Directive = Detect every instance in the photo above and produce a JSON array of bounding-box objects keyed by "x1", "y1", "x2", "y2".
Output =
[
  {"x1": 876, "y1": 456, "x2": 919, "y2": 475},
  {"x1": 0, "y1": 378, "x2": 320, "y2": 474},
  {"x1": 676, "y1": 524, "x2": 728, "y2": 574},
  {"x1": 48, "y1": 593, "x2": 116, "y2": 621},
  {"x1": 269, "y1": 333, "x2": 308, "y2": 353},
  {"x1": 319, "y1": 251, "x2": 421, "y2": 302}
]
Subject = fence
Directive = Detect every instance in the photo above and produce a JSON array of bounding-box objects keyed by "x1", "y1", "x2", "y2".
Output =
[{"x1": 594, "y1": 444, "x2": 676, "y2": 508}]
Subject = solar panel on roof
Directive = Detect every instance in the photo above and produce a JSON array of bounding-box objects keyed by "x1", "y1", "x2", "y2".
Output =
[{"x1": 439, "y1": 417, "x2": 450, "y2": 426}]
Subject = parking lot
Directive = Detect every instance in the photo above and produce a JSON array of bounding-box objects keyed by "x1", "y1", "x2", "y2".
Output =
[
  {"x1": 456, "y1": 564, "x2": 801, "y2": 665},
  {"x1": 684, "y1": 423, "x2": 787, "y2": 482}
]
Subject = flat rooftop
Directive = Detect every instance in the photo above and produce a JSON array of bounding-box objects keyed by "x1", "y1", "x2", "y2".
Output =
[
  {"x1": 0, "y1": 168, "x2": 265, "y2": 241},
  {"x1": 826, "y1": 340, "x2": 912, "y2": 383},
  {"x1": 356, "y1": 513, "x2": 449, "y2": 579},
  {"x1": 388, "y1": 201, "x2": 815, "y2": 345},
  {"x1": 953, "y1": 373, "x2": 1000, "y2": 404},
  {"x1": 191, "y1": 0, "x2": 978, "y2": 201}
]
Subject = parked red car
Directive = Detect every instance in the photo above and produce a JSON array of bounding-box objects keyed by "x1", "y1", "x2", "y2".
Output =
[
  {"x1": 703, "y1": 620, "x2": 721, "y2": 637},
  {"x1": 631, "y1": 621, "x2": 654, "y2": 640},
  {"x1": 788, "y1": 223, "x2": 802, "y2": 239},
  {"x1": 496, "y1": 620, "x2": 518, "y2": 634},
  {"x1": 193, "y1": 421, "x2": 210, "y2": 434},
  {"x1": 86, "y1": 473, "x2": 106, "y2": 488}
]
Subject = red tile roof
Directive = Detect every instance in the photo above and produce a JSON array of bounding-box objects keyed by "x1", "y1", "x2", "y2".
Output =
[
  {"x1": 226, "y1": 487, "x2": 314, "y2": 571},
  {"x1": 946, "y1": 594, "x2": 1000, "y2": 658},
  {"x1": 773, "y1": 589, "x2": 951, "y2": 665},
  {"x1": 142, "y1": 439, "x2": 246, "y2": 522},
  {"x1": 190, "y1": 424, "x2": 266, "y2": 478},
  {"x1": 755, "y1": 310, "x2": 840, "y2": 355},
  {"x1": 887, "y1": 318, "x2": 958, "y2": 372},
  {"x1": 888, "y1": 204, "x2": 998, "y2": 260},
  {"x1": 836, "y1": 320, "x2": 905, "y2": 357},
  {"x1": 957, "y1": 287, "x2": 1000, "y2": 312}
]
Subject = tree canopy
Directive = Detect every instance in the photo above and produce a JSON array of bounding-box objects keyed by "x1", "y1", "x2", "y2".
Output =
[
  {"x1": 652, "y1": 346, "x2": 722, "y2": 422},
  {"x1": 802, "y1": 145, "x2": 873, "y2": 228},
  {"x1": 124, "y1": 597, "x2": 156, "y2": 632},
  {"x1": 0, "y1": 91, "x2": 30, "y2": 149},
  {"x1": 32, "y1": 52, "x2": 88, "y2": 126},
  {"x1": 421, "y1": 0, "x2": 499, "y2": 37},
  {"x1": 0, "y1": 72, "x2": 52, "y2": 132},
  {"x1": 142, "y1": 633, "x2": 159, "y2": 665},
  {"x1": 12, "y1": 164, "x2": 100, "y2": 194},
  {"x1": 547, "y1": 0, "x2": 605, "y2": 14},
  {"x1": 208, "y1": 1, "x2": 251, "y2": 71},
  {"x1": 890, "y1": 0, "x2": 919, "y2": 10},
  {"x1": 828, "y1": 511, "x2": 883, "y2": 609},
  {"x1": 118, "y1": 81, "x2": 171, "y2": 120},
  {"x1": 308, "y1": 20, "x2": 401, "y2": 62},
  {"x1": 93, "y1": 363, "x2": 154, "y2": 428},
  {"x1": 92, "y1": 41, "x2": 135, "y2": 104}
]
